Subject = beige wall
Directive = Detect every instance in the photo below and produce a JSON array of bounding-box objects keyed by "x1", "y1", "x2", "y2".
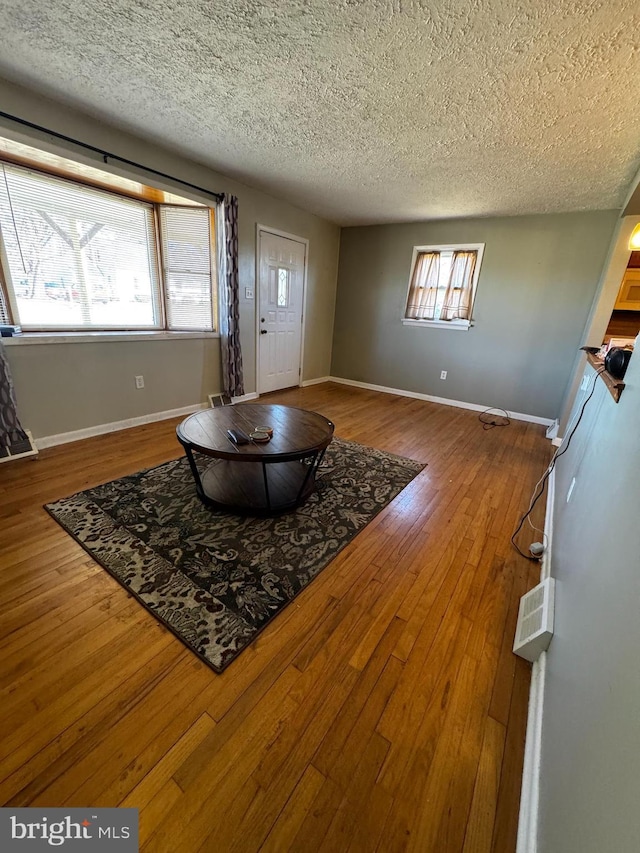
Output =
[
  {"x1": 332, "y1": 211, "x2": 618, "y2": 420},
  {"x1": 5, "y1": 337, "x2": 220, "y2": 438},
  {"x1": 538, "y1": 341, "x2": 640, "y2": 851},
  {"x1": 0, "y1": 79, "x2": 340, "y2": 439}
]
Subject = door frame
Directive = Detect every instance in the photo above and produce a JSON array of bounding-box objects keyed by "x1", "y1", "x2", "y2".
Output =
[
  {"x1": 255, "y1": 224, "x2": 309, "y2": 396},
  {"x1": 558, "y1": 213, "x2": 640, "y2": 434}
]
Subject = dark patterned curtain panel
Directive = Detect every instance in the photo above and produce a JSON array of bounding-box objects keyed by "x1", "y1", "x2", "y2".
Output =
[
  {"x1": 0, "y1": 340, "x2": 30, "y2": 458},
  {"x1": 219, "y1": 194, "x2": 244, "y2": 398}
]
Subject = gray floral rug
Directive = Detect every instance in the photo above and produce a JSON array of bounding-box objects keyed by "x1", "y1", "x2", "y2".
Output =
[{"x1": 45, "y1": 438, "x2": 425, "y2": 673}]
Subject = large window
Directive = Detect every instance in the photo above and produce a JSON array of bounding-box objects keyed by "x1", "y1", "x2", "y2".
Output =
[
  {"x1": 402, "y1": 243, "x2": 484, "y2": 330},
  {"x1": 0, "y1": 163, "x2": 216, "y2": 332}
]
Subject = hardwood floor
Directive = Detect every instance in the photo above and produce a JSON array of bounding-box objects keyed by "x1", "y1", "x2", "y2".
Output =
[{"x1": 0, "y1": 383, "x2": 551, "y2": 852}]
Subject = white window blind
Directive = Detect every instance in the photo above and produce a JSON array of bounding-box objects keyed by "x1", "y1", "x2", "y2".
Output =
[
  {"x1": 0, "y1": 163, "x2": 162, "y2": 330},
  {"x1": 159, "y1": 206, "x2": 215, "y2": 331}
]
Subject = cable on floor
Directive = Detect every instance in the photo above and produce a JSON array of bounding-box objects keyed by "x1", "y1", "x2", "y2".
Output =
[
  {"x1": 511, "y1": 367, "x2": 605, "y2": 560},
  {"x1": 479, "y1": 407, "x2": 511, "y2": 430}
]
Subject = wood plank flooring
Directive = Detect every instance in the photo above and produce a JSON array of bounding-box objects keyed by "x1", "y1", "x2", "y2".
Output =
[{"x1": 0, "y1": 383, "x2": 551, "y2": 852}]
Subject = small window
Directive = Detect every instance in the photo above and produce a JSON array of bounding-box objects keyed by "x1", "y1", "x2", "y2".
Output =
[
  {"x1": 403, "y1": 243, "x2": 484, "y2": 329},
  {"x1": 0, "y1": 162, "x2": 217, "y2": 333},
  {"x1": 159, "y1": 206, "x2": 216, "y2": 331},
  {"x1": 277, "y1": 268, "x2": 290, "y2": 307}
]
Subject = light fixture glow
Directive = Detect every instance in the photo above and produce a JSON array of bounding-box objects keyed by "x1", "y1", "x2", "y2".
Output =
[{"x1": 629, "y1": 223, "x2": 640, "y2": 250}]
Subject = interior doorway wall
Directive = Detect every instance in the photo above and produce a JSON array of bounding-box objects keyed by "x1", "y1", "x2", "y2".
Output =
[{"x1": 558, "y1": 214, "x2": 640, "y2": 434}]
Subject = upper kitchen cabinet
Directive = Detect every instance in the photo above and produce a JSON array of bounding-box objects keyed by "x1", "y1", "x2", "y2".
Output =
[{"x1": 614, "y1": 268, "x2": 640, "y2": 311}]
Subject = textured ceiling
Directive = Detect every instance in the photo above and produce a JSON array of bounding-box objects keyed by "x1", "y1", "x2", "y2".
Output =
[{"x1": 1, "y1": 0, "x2": 640, "y2": 225}]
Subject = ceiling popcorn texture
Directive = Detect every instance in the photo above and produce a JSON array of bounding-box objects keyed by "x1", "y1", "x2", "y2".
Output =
[{"x1": 1, "y1": 0, "x2": 639, "y2": 225}]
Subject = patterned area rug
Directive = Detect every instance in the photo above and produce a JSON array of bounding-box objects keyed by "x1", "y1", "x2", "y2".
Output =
[{"x1": 46, "y1": 438, "x2": 425, "y2": 673}]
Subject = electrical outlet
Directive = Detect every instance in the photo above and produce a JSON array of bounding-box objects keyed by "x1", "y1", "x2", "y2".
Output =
[
  {"x1": 580, "y1": 375, "x2": 590, "y2": 391},
  {"x1": 135, "y1": 375, "x2": 144, "y2": 389},
  {"x1": 566, "y1": 477, "x2": 576, "y2": 503},
  {"x1": 245, "y1": 287, "x2": 254, "y2": 299},
  {"x1": 440, "y1": 370, "x2": 447, "y2": 380}
]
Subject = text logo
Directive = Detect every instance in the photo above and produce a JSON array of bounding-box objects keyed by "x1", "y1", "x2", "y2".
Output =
[{"x1": 0, "y1": 808, "x2": 138, "y2": 851}]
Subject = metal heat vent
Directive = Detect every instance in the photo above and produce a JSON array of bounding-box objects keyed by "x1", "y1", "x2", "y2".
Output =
[
  {"x1": 513, "y1": 577, "x2": 555, "y2": 663},
  {"x1": 0, "y1": 429, "x2": 38, "y2": 464},
  {"x1": 208, "y1": 394, "x2": 233, "y2": 408}
]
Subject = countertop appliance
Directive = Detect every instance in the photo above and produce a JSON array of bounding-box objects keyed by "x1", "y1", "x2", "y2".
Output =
[{"x1": 604, "y1": 346, "x2": 633, "y2": 380}]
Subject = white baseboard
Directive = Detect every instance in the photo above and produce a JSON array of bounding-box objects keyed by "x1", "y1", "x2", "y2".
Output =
[
  {"x1": 326, "y1": 376, "x2": 554, "y2": 427},
  {"x1": 300, "y1": 376, "x2": 332, "y2": 387},
  {"x1": 516, "y1": 651, "x2": 547, "y2": 853},
  {"x1": 539, "y1": 466, "x2": 555, "y2": 583},
  {"x1": 36, "y1": 403, "x2": 208, "y2": 449},
  {"x1": 33, "y1": 379, "x2": 554, "y2": 450},
  {"x1": 516, "y1": 464, "x2": 555, "y2": 852}
]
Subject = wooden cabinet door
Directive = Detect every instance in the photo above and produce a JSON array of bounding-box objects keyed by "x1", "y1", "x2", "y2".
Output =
[{"x1": 615, "y1": 269, "x2": 640, "y2": 311}]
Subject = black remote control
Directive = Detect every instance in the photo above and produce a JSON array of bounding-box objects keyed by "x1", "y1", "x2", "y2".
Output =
[{"x1": 227, "y1": 428, "x2": 250, "y2": 445}]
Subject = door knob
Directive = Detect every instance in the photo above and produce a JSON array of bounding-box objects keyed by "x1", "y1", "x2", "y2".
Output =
[{"x1": 260, "y1": 329, "x2": 267, "y2": 335}]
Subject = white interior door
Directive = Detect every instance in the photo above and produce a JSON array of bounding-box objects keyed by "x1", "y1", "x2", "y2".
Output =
[{"x1": 258, "y1": 230, "x2": 306, "y2": 393}]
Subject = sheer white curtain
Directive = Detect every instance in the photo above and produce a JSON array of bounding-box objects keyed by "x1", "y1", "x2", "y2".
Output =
[
  {"x1": 405, "y1": 252, "x2": 440, "y2": 320},
  {"x1": 440, "y1": 251, "x2": 477, "y2": 321}
]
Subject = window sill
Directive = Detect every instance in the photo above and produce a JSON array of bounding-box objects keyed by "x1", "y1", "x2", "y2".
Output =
[
  {"x1": 401, "y1": 318, "x2": 472, "y2": 331},
  {"x1": 1, "y1": 330, "x2": 220, "y2": 346}
]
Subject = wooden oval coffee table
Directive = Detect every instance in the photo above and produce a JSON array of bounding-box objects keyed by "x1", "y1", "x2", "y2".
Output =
[{"x1": 176, "y1": 404, "x2": 334, "y2": 515}]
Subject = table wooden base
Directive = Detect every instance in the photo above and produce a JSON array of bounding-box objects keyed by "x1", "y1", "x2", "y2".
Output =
[{"x1": 198, "y1": 458, "x2": 318, "y2": 515}]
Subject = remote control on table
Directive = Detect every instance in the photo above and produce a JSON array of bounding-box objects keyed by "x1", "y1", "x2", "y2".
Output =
[{"x1": 227, "y1": 428, "x2": 250, "y2": 445}]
